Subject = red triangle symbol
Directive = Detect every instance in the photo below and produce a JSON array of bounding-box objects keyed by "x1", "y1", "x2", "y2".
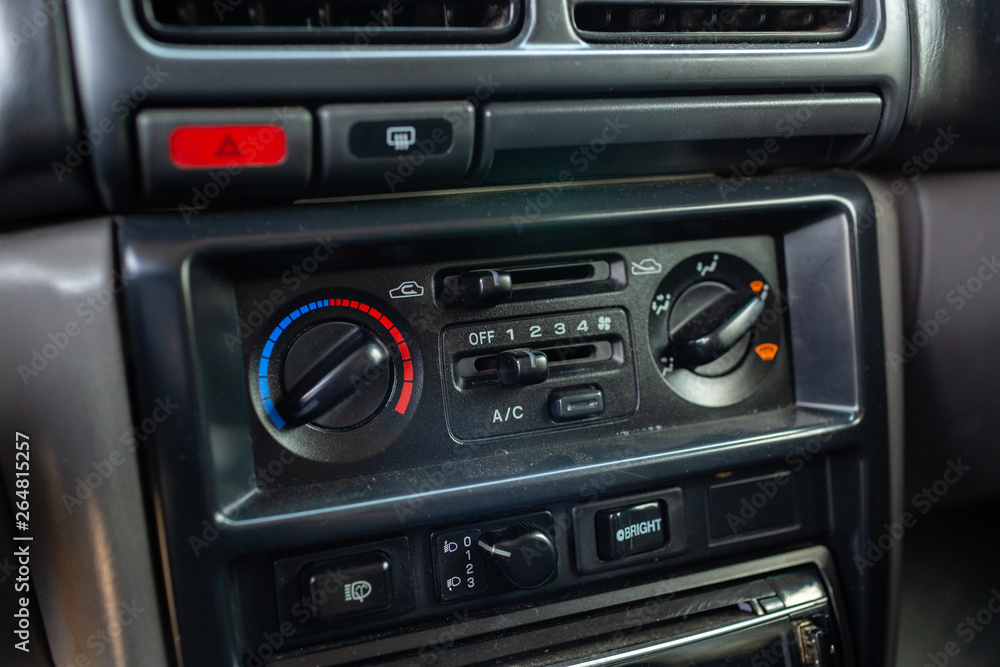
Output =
[{"x1": 215, "y1": 134, "x2": 243, "y2": 158}]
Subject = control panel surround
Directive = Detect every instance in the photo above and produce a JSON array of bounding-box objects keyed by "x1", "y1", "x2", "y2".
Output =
[{"x1": 119, "y1": 175, "x2": 890, "y2": 667}]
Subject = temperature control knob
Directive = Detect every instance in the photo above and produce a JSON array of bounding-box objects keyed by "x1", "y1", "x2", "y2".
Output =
[{"x1": 277, "y1": 321, "x2": 391, "y2": 429}]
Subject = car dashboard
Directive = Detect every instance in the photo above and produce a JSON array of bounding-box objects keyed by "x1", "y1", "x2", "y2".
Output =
[{"x1": 0, "y1": 0, "x2": 999, "y2": 666}]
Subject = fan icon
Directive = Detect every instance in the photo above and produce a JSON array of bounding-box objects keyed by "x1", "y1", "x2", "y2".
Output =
[{"x1": 597, "y1": 316, "x2": 611, "y2": 331}]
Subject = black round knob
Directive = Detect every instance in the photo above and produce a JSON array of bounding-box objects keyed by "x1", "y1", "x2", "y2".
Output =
[
  {"x1": 667, "y1": 281, "x2": 765, "y2": 373},
  {"x1": 277, "y1": 321, "x2": 392, "y2": 429},
  {"x1": 478, "y1": 527, "x2": 557, "y2": 589}
]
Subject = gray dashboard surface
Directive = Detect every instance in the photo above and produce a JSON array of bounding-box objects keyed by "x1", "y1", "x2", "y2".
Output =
[
  {"x1": 898, "y1": 170, "x2": 1000, "y2": 508},
  {"x1": 0, "y1": 220, "x2": 169, "y2": 667}
]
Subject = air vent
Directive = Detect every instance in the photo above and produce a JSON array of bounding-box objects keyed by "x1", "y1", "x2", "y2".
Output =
[
  {"x1": 572, "y1": 0, "x2": 856, "y2": 43},
  {"x1": 142, "y1": 0, "x2": 522, "y2": 44}
]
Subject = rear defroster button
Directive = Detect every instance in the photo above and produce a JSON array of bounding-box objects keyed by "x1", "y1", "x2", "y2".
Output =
[
  {"x1": 318, "y1": 102, "x2": 475, "y2": 194},
  {"x1": 596, "y1": 502, "x2": 667, "y2": 560}
]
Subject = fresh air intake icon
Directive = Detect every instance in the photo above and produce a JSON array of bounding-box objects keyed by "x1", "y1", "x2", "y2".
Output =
[
  {"x1": 344, "y1": 580, "x2": 373, "y2": 603},
  {"x1": 386, "y1": 126, "x2": 417, "y2": 151}
]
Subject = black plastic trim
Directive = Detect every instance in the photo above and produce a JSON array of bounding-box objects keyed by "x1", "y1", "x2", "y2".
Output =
[{"x1": 473, "y1": 93, "x2": 883, "y2": 181}]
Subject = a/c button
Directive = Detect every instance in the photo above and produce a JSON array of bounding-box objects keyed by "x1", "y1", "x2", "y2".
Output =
[{"x1": 549, "y1": 386, "x2": 605, "y2": 420}]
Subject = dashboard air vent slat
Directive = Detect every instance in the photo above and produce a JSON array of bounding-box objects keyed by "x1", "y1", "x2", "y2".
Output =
[
  {"x1": 572, "y1": 0, "x2": 856, "y2": 43},
  {"x1": 143, "y1": 0, "x2": 521, "y2": 44}
]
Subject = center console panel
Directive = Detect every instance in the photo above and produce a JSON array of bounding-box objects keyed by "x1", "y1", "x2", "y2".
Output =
[{"x1": 119, "y1": 173, "x2": 893, "y2": 666}]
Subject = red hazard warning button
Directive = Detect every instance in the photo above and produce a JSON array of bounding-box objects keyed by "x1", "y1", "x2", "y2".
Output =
[
  {"x1": 168, "y1": 125, "x2": 289, "y2": 168},
  {"x1": 138, "y1": 108, "x2": 312, "y2": 203}
]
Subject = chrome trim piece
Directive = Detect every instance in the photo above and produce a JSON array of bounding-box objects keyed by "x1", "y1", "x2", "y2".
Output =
[{"x1": 554, "y1": 600, "x2": 827, "y2": 667}]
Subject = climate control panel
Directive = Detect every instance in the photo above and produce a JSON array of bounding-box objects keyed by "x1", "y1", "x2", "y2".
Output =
[{"x1": 238, "y1": 234, "x2": 790, "y2": 483}]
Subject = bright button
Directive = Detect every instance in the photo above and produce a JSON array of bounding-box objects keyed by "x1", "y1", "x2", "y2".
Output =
[{"x1": 168, "y1": 125, "x2": 288, "y2": 168}]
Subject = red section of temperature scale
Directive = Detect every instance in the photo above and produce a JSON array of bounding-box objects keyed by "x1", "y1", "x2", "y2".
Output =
[{"x1": 329, "y1": 298, "x2": 413, "y2": 414}]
